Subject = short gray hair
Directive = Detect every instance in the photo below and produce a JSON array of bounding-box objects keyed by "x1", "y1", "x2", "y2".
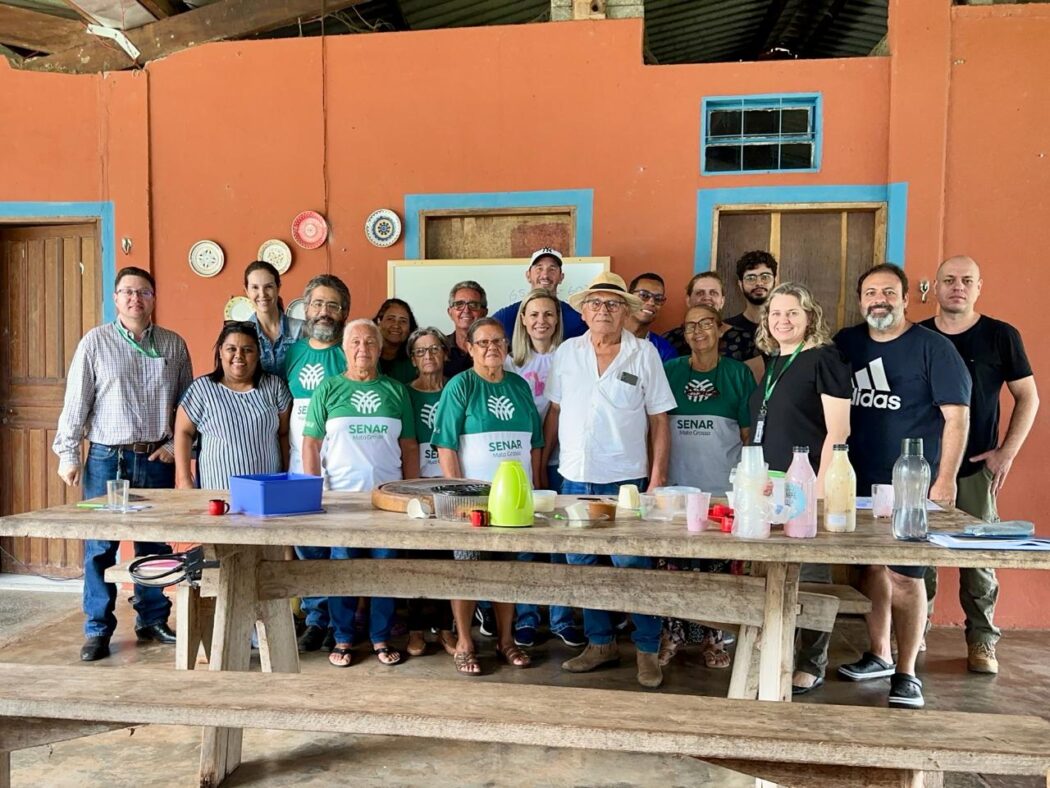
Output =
[
  {"x1": 343, "y1": 318, "x2": 382, "y2": 345},
  {"x1": 448, "y1": 280, "x2": 487, "y2": 308},
  {"x1": 407, "y1": 326, "x2": 448, "y2": 356},
  {"x1": 303, "y1": 274, "x2": 351, "y2": 313},
  {"x1": 466, "y1": 317, "x2": 504, "y2": 344}
]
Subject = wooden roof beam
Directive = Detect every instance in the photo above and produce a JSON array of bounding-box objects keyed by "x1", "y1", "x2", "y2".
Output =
[
  {"x1": 137, "y1": 0, "x2": 183, "y2": 19},
  {"x1": 20, "y1": 0, "x2": 369, "y2": 74},
  {"x1": 0, "y1": 5, "x2": 89, "y2": 53}
]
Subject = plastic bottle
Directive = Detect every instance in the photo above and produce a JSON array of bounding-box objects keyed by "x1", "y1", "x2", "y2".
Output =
[
  {"x1": 784, "y1": 446, "x2": 817, "y2": 538},
  {"x1": 732, "y1": 445, "x2": 771, "y2": 539},
  {"x1": 823, "y1": 444, "x2": 856, "y2": 533},
  {"x1": 891, "y1": 438, "x2": 931, "y2": 541}
]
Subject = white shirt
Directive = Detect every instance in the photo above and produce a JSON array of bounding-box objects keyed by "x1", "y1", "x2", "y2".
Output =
[{"x1": 547, "y1": 330, "x2": 675, "y2": 484}]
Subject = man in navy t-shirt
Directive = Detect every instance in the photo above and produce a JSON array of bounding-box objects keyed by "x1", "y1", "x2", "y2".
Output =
[
  {"x1": 833, "y1": 264, "x2": 971, "y2": 710},
  {"x1": 626, "y1": 272, "x2": 678, "y2": 362},
  {"x1": 921, "y1": 255, "x2": 1039, "y2": 675},
  {"x1": 490, "y1": 248, "x2": 586, "y2": 343}
]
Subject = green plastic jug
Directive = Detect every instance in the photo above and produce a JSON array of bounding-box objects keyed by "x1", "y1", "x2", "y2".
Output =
[{"x1": 487, "y1": 460, "x2": 534, "y2": 527}]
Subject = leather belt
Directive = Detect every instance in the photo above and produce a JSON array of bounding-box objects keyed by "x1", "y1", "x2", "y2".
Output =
[{"x1": 111, "y1": 441, "x2": 164, "y2": 454}]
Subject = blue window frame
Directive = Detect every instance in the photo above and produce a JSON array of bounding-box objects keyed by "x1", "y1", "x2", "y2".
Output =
[{"x1": 701, "y1": 94, "x2": 822, "y2": 175}]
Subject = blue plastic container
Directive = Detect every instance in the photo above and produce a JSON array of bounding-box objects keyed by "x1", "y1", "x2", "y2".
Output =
[{"x1": 229, "y1": 472, "x2": 324, "y2": 516}]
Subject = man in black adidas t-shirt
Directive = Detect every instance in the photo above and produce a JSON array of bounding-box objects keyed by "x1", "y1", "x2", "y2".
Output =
[
  {"x1": 833, "y1": 264, "x2": 971, "y2": 709},
  {"x1": 921, "y1": 255, "x2": 1039, "y2": 675}
]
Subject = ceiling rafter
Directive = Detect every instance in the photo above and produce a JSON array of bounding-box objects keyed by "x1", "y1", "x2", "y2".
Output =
[
  {"x1": 137, "y1": 0, "x2": 182, "y2": 19},
  {"x1": 19, "y1": 0, "x2": 369, "y2": 74},
  {"x1": 0, "y1": 4, "x2": 89, "y2": 53}
]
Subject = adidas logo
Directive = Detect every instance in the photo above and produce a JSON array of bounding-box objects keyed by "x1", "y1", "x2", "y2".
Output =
[
  {"x1": 351, "y1": 390, "x2": 383, "y2": 414},
  {"x1": 487, "y1": 395, "x2": 515, "y2": 421},
  {"x1": 851, "y1": 358, "x2": 901, "y2": 410},
  {"x1": 298, "y1": 363, "x2": 326, "y2": 390}
]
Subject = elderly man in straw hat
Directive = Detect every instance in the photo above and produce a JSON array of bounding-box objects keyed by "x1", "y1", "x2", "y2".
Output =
[{"x1": 543, "y1": 271, "x2": 676, "y2": 688}]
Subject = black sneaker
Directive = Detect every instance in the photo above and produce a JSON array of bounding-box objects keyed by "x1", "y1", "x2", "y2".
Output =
[
  {"x1": 837, "y1": 652, "x2": 896, "y2": 681},
  {"x1": 888, "y1": 672, "x2": 925, "y2": 709},
  {"x1": 474, "y1": 606, "x2": 497, "y2": 638},
  {"x1": 554, "y1": 626, "x2": 587, "y2": 648},
  {"x1": 297, "y1": 625, "x2": 326, "y2": 652}
]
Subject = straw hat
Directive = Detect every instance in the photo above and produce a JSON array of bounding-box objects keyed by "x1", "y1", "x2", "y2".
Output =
[{"x1": 567, "y1": 272, "x2": 644, "y2": 313}]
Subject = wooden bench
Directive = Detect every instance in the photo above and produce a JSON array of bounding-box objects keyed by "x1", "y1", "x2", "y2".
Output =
[
  {"x1": 1, "y1": 664, "x2": 1048, "y2": 788},
  {"x1": 799, "y1": 583, "x2": 872, "y2": 616}
]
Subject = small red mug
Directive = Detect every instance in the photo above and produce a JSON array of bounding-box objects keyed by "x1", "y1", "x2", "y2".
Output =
[{"x1": 208, "y1": 499, "x2": 230, "y2": 516}]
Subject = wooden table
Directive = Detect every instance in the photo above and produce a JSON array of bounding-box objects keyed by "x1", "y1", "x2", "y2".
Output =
[{"x1": 2, "y1": 490, "x2": 1047, "y2": 787}]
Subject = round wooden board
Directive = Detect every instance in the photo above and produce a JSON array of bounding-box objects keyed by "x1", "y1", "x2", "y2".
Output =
[{"x1": 371, "y1": 478, "x2": 491, "y2": 513}]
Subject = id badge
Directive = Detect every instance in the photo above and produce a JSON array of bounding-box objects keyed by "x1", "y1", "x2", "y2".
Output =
[{"x1": 752, "y1": 407, "x2": 767, "y2": 445}]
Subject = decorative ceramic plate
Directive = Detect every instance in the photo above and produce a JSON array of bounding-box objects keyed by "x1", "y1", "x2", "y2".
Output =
[
  {"x1": 286, "y1": 298, "x2": 306, "y2": 321},
  {"x1": 188, "y1": 240, "x2": 224, "y2": 278},
  {"x1": 291, "y1": 211, "x2": 328, "y2": 250},
  {"x1": 364, "y1": 209, "x2": 402, "y2": 248},
  {"x1": 223, "y1": 296, "x2": 255, "y2": 321},
  {"x1": 257, "y1": 239, "x2": 293, "y2": 273}
]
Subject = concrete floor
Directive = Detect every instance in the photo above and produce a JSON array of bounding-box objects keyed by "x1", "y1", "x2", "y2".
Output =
[{"x1": 1, "y1": 587, "x2": 1046, "y2": 787}]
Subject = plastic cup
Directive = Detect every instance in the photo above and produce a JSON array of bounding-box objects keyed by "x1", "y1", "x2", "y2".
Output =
[
  {"x1": 107, "y1": 479, "x2": 129, "y2": 512},
  {"x1": 640, "y1": 494, "x2": 668, "y2": 521},
  {"x1": 686, "y1": 492, "x2": 711, "y2": 533},
  {"x1": 872, "y1": 484, "x2": 894, "y2": 518},
  {"x1": 532, "y1": 490, "x2": 557, "y2": 513}
]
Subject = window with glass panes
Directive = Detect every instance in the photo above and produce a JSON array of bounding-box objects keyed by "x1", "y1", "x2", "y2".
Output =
[{"x1": 702, "y1": 95, "x2": 821, "y2": 174}]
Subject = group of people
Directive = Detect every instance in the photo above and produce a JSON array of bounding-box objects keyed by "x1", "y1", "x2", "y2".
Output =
[{"x1": 53, "y1": 245, "x2": 1037, "y2": 708}]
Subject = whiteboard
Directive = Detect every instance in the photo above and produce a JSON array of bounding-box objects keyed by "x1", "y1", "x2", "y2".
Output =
[{"x1": 388, "y1": 257, "x2": 611, "y2": 330}]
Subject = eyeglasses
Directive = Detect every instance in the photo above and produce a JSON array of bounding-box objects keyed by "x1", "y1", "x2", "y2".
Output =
[
  {"x1": 683, "y1": 318, "x2": 718, "y2": 334},
  {"x1": 116, "y1": 287, "x2": 154, "y2": 299},
  {"x1": 411, "y1": 346, "x2": 445, "y2": 357},
  {"x1": 632, "y1": 290, "x2": 667, "y2": 305},
  {"x1": 223, "y1": 320, "x2": 257, "y2": 332},
  {"x1": 308, "y1": 299, "x2": 343, "y2": 313},
  {"x1": 742, "y1": 273, "x2": 775, "y2": 285},
  {"x1": 581, "y1": 298, "x2": 626, "y2": 313},
  {"x1": 470, "y1": 338, "x2": 506, "y2": 349},
  {"x1": 449, "y1": 300, "x2": 485, "y2": 311}
]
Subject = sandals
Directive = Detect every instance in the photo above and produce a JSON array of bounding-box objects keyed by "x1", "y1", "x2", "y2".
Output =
[
  {"x1": 373, "y1": 645, "x2": 402, "y2": 666},
  {"x1": 702, "y1": 644, "x2": 731, "y2": 669},
  {"x1": 437, "y1": 630, "x2": 458, "y2": 657},
  {"x1": 454, "y1": 651, "x2": 481, "y2": 675},
  {"x1": 328, "y1": 645, "x2": 352, "y2": 668},
  {"x1": 496, "y1": 643, "x2": 531, "y2": 668},
  {"x1": 407, "y1": 631, "x2": 427, "y2": 657},
  {"x1": 658, "y1": 634, "x2": 679, "y2": 667}
]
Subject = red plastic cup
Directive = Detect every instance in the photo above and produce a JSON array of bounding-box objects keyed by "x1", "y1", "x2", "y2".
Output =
[
  {"x1": 208, "y1": 499, "x2": 230, "y2": 516},
  {"x1": 720, "y1": 515, "x2": 734, "y2": 533}
]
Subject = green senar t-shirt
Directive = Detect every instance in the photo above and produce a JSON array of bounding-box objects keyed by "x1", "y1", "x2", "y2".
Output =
[
  {"x1": 408, "y1": 387, "x2": 442, "y2": 478},
  {"x1": 282, "y1": 339, "x2": 347, "y2": 472},
  {"x1": 663, "y1": 356, "x2": 756, "y2": 494},
  {"x1": 430, "y1": 369, "x2": 543, "y2": 483},
  {"x1": 303, "y1": 375, "x2": 415, "y2": 491}
]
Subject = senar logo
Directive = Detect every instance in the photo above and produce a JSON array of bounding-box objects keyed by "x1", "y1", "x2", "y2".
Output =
[
  {"x1": 350, "y1": 389, "x2": 383, "y2": 415},
  {"x1": 684, "y1": 378, "x2": 717, "y2": 403},
  {"x1": 487, "y1": 395, "x2": 515, "y2": 421},
  {"x1": 420, "y1": 402, "x2": 437, "y2": 430},
  {"x1": 298, "y1": 363, "x2": 326, "y2": 390}
]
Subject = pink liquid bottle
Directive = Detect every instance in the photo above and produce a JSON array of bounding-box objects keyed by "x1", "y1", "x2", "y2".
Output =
[{"x1": 784, "y1": 446, "x2": 817, "y2": 538}]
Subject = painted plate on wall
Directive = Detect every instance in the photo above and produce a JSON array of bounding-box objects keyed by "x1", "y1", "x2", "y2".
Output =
[
  {"x1": 188, "y1": 240, "x2": 224, "y2": 278},
  {"x1": 365, "y1": 209, "x2": 401, "y2": 248},
  {"x1": 224, "y1": 296, "x2": 255, "y2": 321},
  {"x1": 286, "y1": 298, "x2": 306, "y2": 321},
  {"x1": 291, "y1": 211, "x2": 328, "y2": 250},
  {"x1": 257, "y1": 239, "x2": 293, "y2": 273}
]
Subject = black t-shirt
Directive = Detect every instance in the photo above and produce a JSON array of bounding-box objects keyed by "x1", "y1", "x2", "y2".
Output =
[
  {"x1": 834, "y1": 323, "x2": 972, "y2": 490},
  {"x1": 723, "y1": 313, "x2": 759, "y2": 362},
  {"x1": 747, "y1": 344, "x2": 853, "y2": 473},
  {"x1": 920, "y1": 315, "x2": 1032, "y2": 478},
  {"x1": 443, "y1": 333, "x2": 473, "y2": 379}
]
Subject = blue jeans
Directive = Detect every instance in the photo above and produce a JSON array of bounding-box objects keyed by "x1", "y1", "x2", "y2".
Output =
[
  {"x1": 82, "y1": 443, "x2": 174, "y2": 638},
  {"x1": 328, "y1": 547, "x2": 397, "y2": 645},
  {"x1": 294, "y1": 546, "x2": 331, "y2": 629},
  {"x1": 514, "y1": 552, "x2": 576, "y2": 634},
  {"x1": 561, "y1": 477, "x2": 660, "y2": 654}
]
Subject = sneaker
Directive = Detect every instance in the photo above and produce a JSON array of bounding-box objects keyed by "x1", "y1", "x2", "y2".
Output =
[
  {"x1": 513, "y1": 626, "x2": 537, "y2": 647},
  {"x1": 837, "y1": 652, "x2": 896, "y2": 681},
  {"x1": 474, "y1": 606, "x2": 497, "y2": 638},
  {"x1": 612, "y1": 612, "x2": 631, "y2": 632},
  {"x1": 968, "y1": 642, "x2": 999, "y2": 674},
  {"x1": 888, "y1": 672, "x2": 925, "y2": 709},
  {"x1": 297, "y1": 625, "x2": 326, "y2": 652},
  {"x1": 554, "y1": 626, "x2": 586, "y2": 648}
]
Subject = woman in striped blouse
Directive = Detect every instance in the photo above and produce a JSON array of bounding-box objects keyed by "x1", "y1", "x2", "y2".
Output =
[{"x1": 174, "y1": 322, "x2": 292, "y2": 490}]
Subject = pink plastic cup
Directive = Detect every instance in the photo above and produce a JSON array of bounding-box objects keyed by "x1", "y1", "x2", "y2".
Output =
[
  {"x1": 872, "y1": 484, "x2": 894, "y2": 518},
  {"x1": 686, "y1": 492, "x2": 712, "y2": 533}
]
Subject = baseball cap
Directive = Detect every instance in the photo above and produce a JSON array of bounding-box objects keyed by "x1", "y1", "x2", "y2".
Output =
[{"x1": 529, "y1": 248, "x2": 564, "y2": 268}]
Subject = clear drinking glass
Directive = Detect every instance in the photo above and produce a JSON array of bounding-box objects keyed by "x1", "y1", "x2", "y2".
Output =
[{"x1": 107, "y1": 479, "x2": 130, "y2": 512}]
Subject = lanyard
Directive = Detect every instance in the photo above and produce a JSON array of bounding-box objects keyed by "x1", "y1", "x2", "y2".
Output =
[
  {"x1": 760, "y1": 341, "x2": 804, "y2": 410},
  {"x1": 115, "y1": 321, "x2": 159, "y2": 358}
]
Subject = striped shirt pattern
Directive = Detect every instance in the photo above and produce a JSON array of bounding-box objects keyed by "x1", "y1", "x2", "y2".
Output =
[
  {"x1": 178, "y1": 373, "x2": 292, "y2": 490},
  {"x1": 53, "y1": 322, "x2": 193, "y2": 466}
]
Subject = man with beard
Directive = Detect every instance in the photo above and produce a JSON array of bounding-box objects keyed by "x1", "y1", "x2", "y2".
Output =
[
  {"x1": 920, "y1": 255, "x2": 1039, "y2": 674},
  {"x1": 833, "y1": 263, "x2": 971, "y2": 709},
  {"x1": 723, "y1": 251, "x2": 778, "y2": 362},
  {"x1": 663, "y1": 271, "x2": 726, "y2": 356},
  {"x1": 283, "y1": 273, "x2": 350, "y2": 653},
  {"x1": 491, "y1": 248, "x2": 586, "y2": 342},
  {"x1": 626, "y1": 273, "x2": 677, "y2": 362}
]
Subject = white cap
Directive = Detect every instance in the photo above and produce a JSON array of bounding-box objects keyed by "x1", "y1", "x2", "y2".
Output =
[{"x1": 529, "y1": 248, "x2": 564, "y2": 267}]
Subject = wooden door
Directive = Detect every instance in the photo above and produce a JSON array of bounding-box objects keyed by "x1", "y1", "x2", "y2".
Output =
[
  {"x1": 0, "y1": 223, "x2": 101, "y2": 577},
  {"x1": 714, "y1": 205, "x2": 886, "y2": 333},
  {"x1": 421, "y1": 207, "x2": 576, "y2": 259}
]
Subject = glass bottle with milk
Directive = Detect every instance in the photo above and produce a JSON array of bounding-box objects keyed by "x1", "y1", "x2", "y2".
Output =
[{"x1": 823, "y1": 444, "x2": 856, "y2": 533}]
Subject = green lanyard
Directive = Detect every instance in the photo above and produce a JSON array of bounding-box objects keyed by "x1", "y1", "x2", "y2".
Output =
[
  {"x1": 760, "y1": 341, "x2": 804, "y2": 412},
  {"x1": 115, "y1": 321, "x2": 159, "y2": 358}
]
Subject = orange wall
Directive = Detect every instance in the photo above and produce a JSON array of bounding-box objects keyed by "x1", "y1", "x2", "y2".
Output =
[{"x1": 0, "y1": 9, "x2": 1047, "y2": 626}]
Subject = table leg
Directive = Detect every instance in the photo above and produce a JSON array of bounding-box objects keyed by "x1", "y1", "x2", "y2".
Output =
[
  {"x1": 757, "y1": 562, "x2": 801, "y2": 703},
  {"x1": 256, "y1": 547, "x2": 300, "y2": 674}
]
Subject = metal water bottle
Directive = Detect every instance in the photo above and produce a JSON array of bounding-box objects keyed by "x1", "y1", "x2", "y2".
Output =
[{"x1": 891, "y1": 438, "x2": 931, "y2": 541}]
